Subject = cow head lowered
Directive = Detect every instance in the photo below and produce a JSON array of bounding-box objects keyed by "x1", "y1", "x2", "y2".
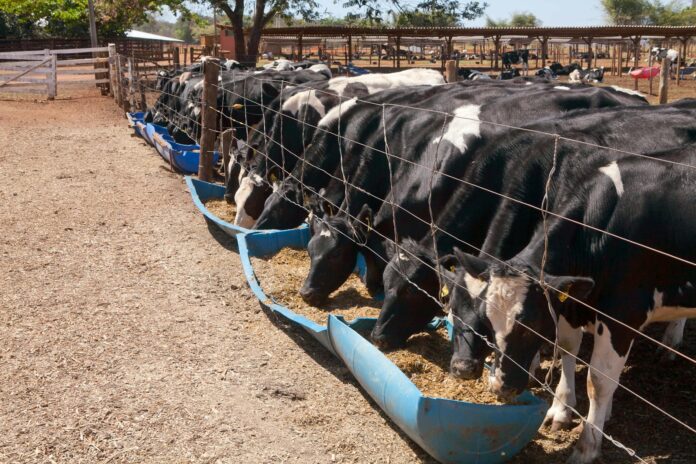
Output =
[
  {"x1": 446, "y1": 248, "x2": 495, "y2": 380},
  {"x1": 300, "y1": 204, "x2": 385, "y2": 305},
  {"x1": 370, "y1": 239, "x2": 454, "y2": 350},
  {"x1": 456, "y1": 253, "x2": 593, "y2": 401},
  {"x1": 252, "y1": 179, "x2": 308, "y2": 230}
]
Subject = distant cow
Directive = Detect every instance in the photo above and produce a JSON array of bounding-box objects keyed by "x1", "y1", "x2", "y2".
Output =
[
  {"x1": 548, "y1": 62, "x2": 582, "y2": 76},
  {"x1": 501, "y1": 50, "x2": 529, "y2": 74},
  {"x1": 569, "y1": 66, "x2": 605, "y2": 83},
  {"x1": 457, "y1": 69, "x2": 492, "y2": 80},
  {"x1": 498, "y1": 68, "x2": 521, "y2": 80}
]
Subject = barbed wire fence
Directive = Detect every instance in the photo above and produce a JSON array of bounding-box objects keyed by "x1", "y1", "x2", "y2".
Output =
[{"x1": 116, "y1": 54, "x2": 696, "y2": 462}]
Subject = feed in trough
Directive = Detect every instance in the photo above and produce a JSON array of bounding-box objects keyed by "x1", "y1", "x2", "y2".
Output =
[
  {"x1": 251, "y1": 248, "x2": 381, "y2": 324},
  {"x1": 252, "y1": 247, "x2": 503, "y2": 403},
  {"x1": 203, "y1": 199, "x2": 237, "y2": 223}
]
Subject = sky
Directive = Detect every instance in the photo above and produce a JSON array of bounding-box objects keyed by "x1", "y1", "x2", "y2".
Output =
[{"x1": 163, "y1": 0, "x2": 609, "y2": 26}]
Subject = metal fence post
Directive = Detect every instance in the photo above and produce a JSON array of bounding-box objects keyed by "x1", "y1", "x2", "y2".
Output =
[{"x1": 198, "y1": 57, "x2": 220, "y2": 182}]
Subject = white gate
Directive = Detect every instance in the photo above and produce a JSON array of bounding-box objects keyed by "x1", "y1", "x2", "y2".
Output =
[{"x1": 0, "y1": 46, "x2": 110, "y2": 99}]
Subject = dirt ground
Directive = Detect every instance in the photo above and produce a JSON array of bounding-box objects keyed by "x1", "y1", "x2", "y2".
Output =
[
  {"x1": 0, "y1": 88, "x2": 436, "y2": 464},
  {"x1": 1, "y1": 84, "x2": 694, "y2": 464}
]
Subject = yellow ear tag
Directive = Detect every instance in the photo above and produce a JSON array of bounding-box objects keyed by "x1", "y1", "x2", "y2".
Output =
[
  {"x1": 440, "y1": 285, "x2": 450, "y2": 299},
  {"x1": 366, "y1": 216, "x2": 372, "y2": 233},
  {"x1": 232, "y1": 103, "x2": 244, "y2": 110},
  {"x1": 558, "y1": 289, "x2": 570, "y2": 303},
  {"x1": 449, "y1": 265, "x2": 456, "y2": 272},
  {"x1": 269, "y1": 172, "x2": 278, "y2": 183}
]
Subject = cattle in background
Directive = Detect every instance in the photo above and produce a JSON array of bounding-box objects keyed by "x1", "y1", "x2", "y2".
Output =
[
  {"x1": 455, "y1": 142, "x2": 696, "y2": 464},
  {"x1": 231, "y1": 69, "x2": 446, "y2": 228},
  {"x1": 569, "y1": 66, "x2": 605, "y2": 84},
  {"x1": 502, "y1": 50, "x2": 529, "y2": 74},
  {"x1": 535, "y1": 67, "x2": 558, "y2": 80},
  {"x1": 549, "y1": 62, "x2": 582, "y2": 76},
  {"x1": 499, "y1": 68, "x2": 521, "y2": 80},
  {"x1": 288, "y1": 85, "x2": 649, "y2": 307},
  {"x1": 457, "y1": 69, "x2": 492, "y2": 80}
]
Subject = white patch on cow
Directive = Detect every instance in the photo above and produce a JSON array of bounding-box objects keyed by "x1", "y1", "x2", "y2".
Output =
[
  {"x1": 179, "y1": 72, "x2": 192, "y2": 84},
  {"x1": 193, "y1": 106, "x2": 201, "y2": 117},
  {"x1": 237, "y1": 166, "x2": 246, "y2": 184},
  {"x1": 554, "y1": 85, "x2": 571, "y2": 90},
  {"x1": 463, "y1": 272, "x2": 487, "y2": 298},
  {"x1": 653, "y1": 289, "x2": 664, "y2": 309},
  {"x1": 571, "y1": 323, "x2": 630, "y2": 464},
  {"x1": 308, "y1": 64, "x2": 332, "y2": 79},
  {"x1": 233, "y1": 173, "x2": 264, "y2": 228},
  {"x1": 318, "y1": 97, "x2": 358, "y2": 127},
  {"x1": 525, "y1": 81, "x2": 533, "y2": 85},
  {"x1": 431, "y1": 104, "x2": 481, "y2": 153},
  {"x1": 282, "y1": 90, "x2": 326, "y2": 118},
  {"x1": 397, "y1": 252, "x2": 409, "y2": 262},
  {"x1": 568, "y1": 69, "x2": 582, "y2": 83},
  {"x1": 327, "y1": 68, "x2": 444, "y2": 95},
  {"x1": 484, "y1": 275, "x2": 529, "y2": 354},
  {"x1": 194, "y1": 80, "x2": 204, "y2": 90},
  {"x1": 599, "y1": 161, "x2": 624, "y2": 197},
  {"x1": 610, "y1": 85, "x2": 643, "y2": 98},
  {"x1": 319, "y1": 228, "x2": 332, "y2": 238},
  {"x1": 545, "y1": 316, "x2": 583, "y2": 428},
  {"x1": 662, "y1": 318, "x2": 686, "y2": 352}
]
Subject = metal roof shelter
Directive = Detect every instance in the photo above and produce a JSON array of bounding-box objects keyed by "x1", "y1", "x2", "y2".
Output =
[{"x1": 125, "y1": 30, "x2": 184, "y2": 43}]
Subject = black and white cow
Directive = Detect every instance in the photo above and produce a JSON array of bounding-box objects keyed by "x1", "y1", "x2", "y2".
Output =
[
  {"x1": 569, "y1": 67, "x2": 605, "y2": 84},
  {"x1": 232, "y1": 69, "x2": 446, "y2": 228},
  {"x1": 371, "y1": 100, "x2": 696, "y2": 371},
  {"x1": 502, "y1": 50, "x2": 530, "y2": 74},
  {"x1": 548, "y1": 62, "x2": 582, "y2": 76},
  {"x1": 457, "y1": 69, "x2": 492, "y2": 80},
  {"x1": 252, "y1": 79, "x2": 565, "y2": 232},
  {"x1": 297, "y1": 84, "x2": 649, "y2": 306},
  {"x1": 498, "y1": 68, "x2": 521, "y2": 80},
  {"x1": 454, "y1": 142, "x2": 696, "y2": 464}
]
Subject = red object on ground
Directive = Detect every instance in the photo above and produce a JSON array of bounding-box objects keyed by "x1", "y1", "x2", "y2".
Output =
[{"x1": 630, "y1": 66, "x2": 661, "y2": 79}]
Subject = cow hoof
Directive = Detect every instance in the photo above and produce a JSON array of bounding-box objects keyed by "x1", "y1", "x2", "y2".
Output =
[
  {"x1": 543, "y1": 406, "x2": 573, "y2": 431},
  {"x1": 567, "y1": 444, "x2": 600, "y2": 464}
]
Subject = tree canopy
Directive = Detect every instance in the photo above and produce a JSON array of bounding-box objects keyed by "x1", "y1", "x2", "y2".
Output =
[
  {"x1": 485, "y1": 11, "x2": 541, "y2": 27},
  {"x1": 0, "y1": 0, "x2": 189, "y2": 38},
  {"x1": 600, "y1": 0, "x2": 696, "y2": 25}
]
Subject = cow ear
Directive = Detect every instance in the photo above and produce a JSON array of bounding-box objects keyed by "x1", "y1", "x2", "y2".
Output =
[
  {"x1": 547, "y1": 276, "x2": 594, "y2": 303},
  {"x1": 437, "y1": 254, "x2": 459, "y2": 274},
  {"x1": 266, "y1": 167, "x2": 279, "y2": 185},
  {"x1": 452, "y1": 248, "x2": 491, "y2": 279},
  {"x1": 262, "y1": 82, "x2": 279, "y2": 100},
  {"x1": 352, "y1": 204, "x2": 373, "y2": 236}
]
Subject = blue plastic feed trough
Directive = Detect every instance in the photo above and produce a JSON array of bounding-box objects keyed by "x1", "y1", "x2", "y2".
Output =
[
  {"x1": 126, "y1": 111, "x2": 147, "y2": 139},
  {"x1": 148, "y1": 124, "x2": 220, "y2": 174},
  {"x1": 236, "y1": 228, "x2": 548, "y2": 464}
]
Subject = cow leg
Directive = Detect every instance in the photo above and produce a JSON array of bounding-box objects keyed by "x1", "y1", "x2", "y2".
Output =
[
  {"x1": 659, "y1": 318, "x2": 686, "y2": 360},
  {"x1": 544, "y1": 315, "x2": 583, "y2": 431},
  {"x1": 568, "y1": 322, "x2": 631, "y2": 464}
]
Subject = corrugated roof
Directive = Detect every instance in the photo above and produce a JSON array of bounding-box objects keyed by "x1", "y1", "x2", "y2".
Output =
[{"x1": 125, "y1": 30, "x2": 184, "y2": 42}]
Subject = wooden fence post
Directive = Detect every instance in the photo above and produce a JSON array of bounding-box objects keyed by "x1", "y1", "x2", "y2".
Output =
[
  {"x1": 47, "y1": 52, "x2": 57, "y2": 100},
  {"x1": 138, "y1": 79, "x2": 147, "y2": 112},
  {"x1": 127, "y1": 56, "x2": 135, "y2": 112},
  {"x1": 116, "y1": 55, "x2": 127, "y2": 112},
  {"x1": 445, "y1": 60, "x2": 457, "y2": 83},
  {"x1": 108, "y1": 43, "x2": 116, "y2": 97},
  {"x1": 198, "y1": 57, "x2": 220, "y2": 182},
  {"x1": 659, "y1": 56, "x2": 671, "y2": 104},
  {"x1": 173, "y1": 47, "x2": 180, "y2": 70}
]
